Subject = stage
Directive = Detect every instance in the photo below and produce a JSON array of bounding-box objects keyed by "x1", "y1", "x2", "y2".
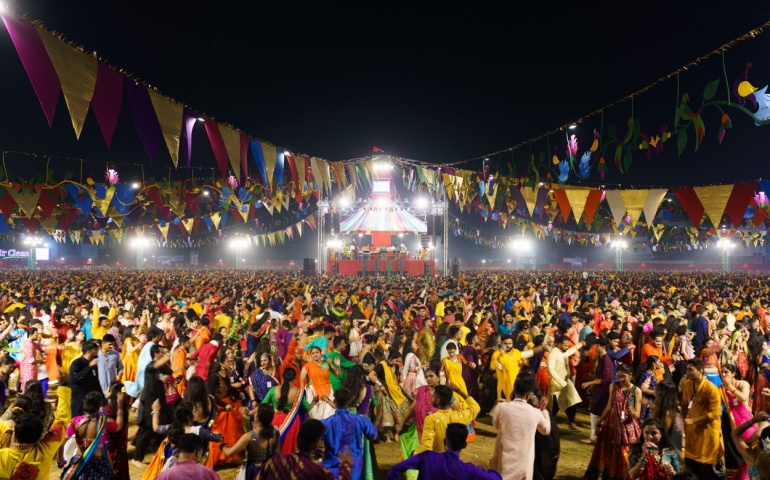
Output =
[{"x1": 327, "y1": 252, "x2": 435, "y2": 277}]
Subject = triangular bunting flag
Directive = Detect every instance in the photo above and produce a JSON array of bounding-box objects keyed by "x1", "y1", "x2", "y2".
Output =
[
  {"x1": 158, "y1": 223, "x2": 169, "y2": 240},
  {"x1": 262, "y1": 143, "x2": 277, "y2": 188},
  {"x1": 519, "y1": 186, "x2": 539, "y2": 216},
  {"x1": 210, "y1": 212, "x2": 221, "y2": 230},
  {"x1": 583, "y1": 189, "x2": 603, "y2": 225},
  {"x1": 552, "y1": 189, "x2": 572, "y2": 222},
  {"x1": 564, "y1": 188, "x2": 591, "y2": 224},
  {"x1": 148, "y1": 90, "x2": 183, "y2": 167},
  {"x1": 218, "y1": 124, "x2": 242, "y2": 180},
  {"x1": 37, "y1": 27, "x2": 98, "y2": 138},
  {"x1": 604, "y1": 190, "x2": 626, "y2": 226},
  {"x1": 675, "y1": 188, "x2": 705, "y2": 228},
  {"x1": 6, "y1": 186, "x2": 41, "y2": 218},
  {"x1": 91, "y1": 63, "x2": 123, "y2": 148},
  {"x1": 724, "y1": 182, "x2": 757, "y2": 228},
  {"x1": 642, "y1": 189, "x2": 667, "y2": 225},
  {"x1": 694, "y1": 184, "x2": 734, "y2": 228},
  {"x1": 203, "y1": 119, "x2": 229, "y2": 178},
  {"x1": 181, "y1": 218, "x2": 195, "y2": 235},
  {"x1": 618, "y1": 189, "x2": 650, "y2": 226}
]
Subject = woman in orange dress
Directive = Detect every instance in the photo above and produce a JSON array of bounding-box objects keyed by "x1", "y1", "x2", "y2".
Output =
[
  {"x1": 207, "y1": 350, "x2": 246, "y2": 467},
  {"x1": 300, "y1": 346, "x2": 335, "y2": 419},
  {"x1": 121, "y1": 326, "x2": 142, "y2": 383}
]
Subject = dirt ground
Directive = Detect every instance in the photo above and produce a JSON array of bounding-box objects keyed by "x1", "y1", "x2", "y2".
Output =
[{"x1": 47, "y1": 407, "x2": 595, "y2": 479}]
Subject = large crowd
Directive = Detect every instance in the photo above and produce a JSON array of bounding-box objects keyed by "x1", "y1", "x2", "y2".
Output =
[{"x1": 0, "y1": 268, "x2": 769, "y2": 480}]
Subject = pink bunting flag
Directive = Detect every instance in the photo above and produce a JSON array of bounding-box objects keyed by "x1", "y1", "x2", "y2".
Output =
[{"x1": 2, "y1": 14, "x2": 61, "y2": 126}]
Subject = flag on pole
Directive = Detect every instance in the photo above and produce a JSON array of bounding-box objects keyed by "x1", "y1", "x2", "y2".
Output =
[{"x1": 373, "y1": 146, "x2": 384, "y2": 153}]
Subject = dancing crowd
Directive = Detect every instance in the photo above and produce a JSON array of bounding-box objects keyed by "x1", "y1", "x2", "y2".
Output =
[{"x1": 2, "y1": 268, "x2": 770, "y2": 479}]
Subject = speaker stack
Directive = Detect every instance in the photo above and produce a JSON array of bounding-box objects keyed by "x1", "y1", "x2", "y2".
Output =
[
  {"x1": 302, "y1": 257, "x2": 316, "y2": 276},
  {"x1": 450, "y1": 258, "x2": 460, "y2": 277}
]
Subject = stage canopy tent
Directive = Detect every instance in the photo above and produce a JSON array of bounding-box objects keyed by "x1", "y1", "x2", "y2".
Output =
[{"x1": 339, "y1": 200, "x2": 427, "y2": 234}]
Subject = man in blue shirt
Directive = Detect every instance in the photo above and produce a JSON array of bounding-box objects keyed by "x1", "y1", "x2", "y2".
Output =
[
  {"x1": 321, "y1": 387, "x2": 377, "y2": 480},
  {"x1": 387, "y1": 423, "x2": 502, "y2": 480},
  {"x1": 97, "y1": 334, "x2": 123, "y2": 394},
  {"x1": 691, "y1": 306, "x2": 710, "y2": 352},
  {"x1": 498, "y1": 312, "x2": 515, "y2": 337}
]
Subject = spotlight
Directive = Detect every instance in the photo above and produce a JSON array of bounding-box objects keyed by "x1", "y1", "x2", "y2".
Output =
[
  {"x1": 131, "y1": 182, "x2": 141, "y2": 189},
  {"x1": 202, "y1": 190, "x2": 210, "y2": 197},
  {"x1": 338, "y1": 197, "x2": 351, "y2": 208},
  {"x1": 415, "y1": 197, "x2": 429, "y2": 209}
]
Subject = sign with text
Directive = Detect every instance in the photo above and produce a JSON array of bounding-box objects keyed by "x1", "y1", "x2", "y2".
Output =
[{"x1": 0, "y1": 249, "x2": 29, "y2": 259}]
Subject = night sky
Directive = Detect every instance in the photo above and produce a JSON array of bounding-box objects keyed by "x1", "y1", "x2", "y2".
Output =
[{"x1": 2, "y1": 1, "x2": 770, "y2": 259}]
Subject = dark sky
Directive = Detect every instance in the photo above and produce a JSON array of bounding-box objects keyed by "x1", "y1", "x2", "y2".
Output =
[{"x1": 2, "y1": 0, "x2": 770, "y2": 186}]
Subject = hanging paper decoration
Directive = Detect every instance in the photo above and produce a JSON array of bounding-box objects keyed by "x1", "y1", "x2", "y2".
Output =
[
  {"x1": 105, "y1": 169, "x2": 119, "y2": 185},
  {"x1": 1, "y1": 13, "x2": 61, "y2": 127}
]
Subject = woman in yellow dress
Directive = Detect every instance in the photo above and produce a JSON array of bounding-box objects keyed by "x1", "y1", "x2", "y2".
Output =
[
  {"x1": 121, "y1": 326, "x2": 142, "y2": 383},
  {"x1": 61, "y1": 330, "x2": 84, "y2": 375},
  {"x1": 442, "y1": 341, "x2": 476, "y2": 441}
]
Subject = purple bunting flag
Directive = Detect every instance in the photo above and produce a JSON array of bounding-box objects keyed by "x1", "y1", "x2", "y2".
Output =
[{"x1": 126, "y1": 79, "x2": 163, "y2": 163}]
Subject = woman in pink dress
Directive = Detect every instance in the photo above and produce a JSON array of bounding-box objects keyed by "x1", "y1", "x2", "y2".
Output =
[
  {"x1": 722, "y1": 363, "x2": 755, "y2": 480},
  {"x1": 20, "y1": 326, "x2": 45, "y2": 392}
]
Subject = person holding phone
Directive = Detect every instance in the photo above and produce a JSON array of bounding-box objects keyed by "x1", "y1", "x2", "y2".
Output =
[{"x1": 627, "y1": 418, "x2": 680, "y2": 479}]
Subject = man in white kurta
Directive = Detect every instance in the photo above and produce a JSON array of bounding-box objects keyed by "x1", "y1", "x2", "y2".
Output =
[
  {"x1": 489, "y1": 372, "x2": 551, "y2": 480},
  {"x1": 547, "y1": 335, "x2": 584, "y2": 430}
]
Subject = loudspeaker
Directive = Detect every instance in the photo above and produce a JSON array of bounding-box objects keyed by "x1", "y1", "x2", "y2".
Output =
[
  {"x1": 303, "y1": 258, "x2": 315, "y2": 270},
  {"x1": 426, "y1": 215, "x2": 434, "y2": 236},
  {"x1": 332, "y1": 214, "x2": 341, "y2": 233},
  {"x1": 450, "y1": 258, "x2": 460, "y2": 278},
  {"x1": 434, "y1": 215, "x2": 444, "y2": 235},
  {"x1": 322, "y1": 213, "x2": 332, "y2": 234}
]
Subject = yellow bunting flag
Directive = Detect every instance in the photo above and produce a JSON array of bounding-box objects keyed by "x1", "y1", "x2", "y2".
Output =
[
  {"x1": 309, "y1": 158, "x2": 323, "y2": 194},
  {"x1": 158, "y1": 223, "x2": 169, "y2": 240},
  {"x1": 148, "y1": 90, "x2": 183, "y2": 167},
  {"x1": 181, "y1": 218, "x2": 195, "y2": 235},
  {"x1": 262, "y1": 144, "x2": 277, "y2": 187},
  {"x1": 295, "y1": 155, "x2": 308, "y2": 187},
  {"x1": 618, "y1": 189, "x2": 650, "y2": 226},
  {"x1": 442, "y1": 174, "x2": 454, "y2": 199},
  {"x1": 218, "y1": 124, "x2": 241, "y2": 180},
  {"x1": 40, "y1": 216, "x2": 58, "y2": 234},
  {"x1": 238, "y1": 206, "x2": 249, "y2": 223},
  {"x1": 209, "y1": 212, "x2": 221, "y2": 230},
  {"x1": 6, "y1": 187, "x2": 41, "y2": 218},
  {"x1": 564, "y1": 188, "x2": 592, "y2": 224},
  {"x1": 347, "y1": 163, "x2": 359, "y2": 191},
  {"x1": 694, "y1": 184, "x2": 734, "y2": 228},
  {"x1": 91, "y1": 185, "x2": 116, "y2": 217},
  {"x1": 519, "y1": 187, "x2": 539, "y2": 217},
  {"x1": 652, "y1": 224, "x2": 666, "y2": 241},
  {"x1": 36, "y1": 28, "x2": 97, "y2": 138}
]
